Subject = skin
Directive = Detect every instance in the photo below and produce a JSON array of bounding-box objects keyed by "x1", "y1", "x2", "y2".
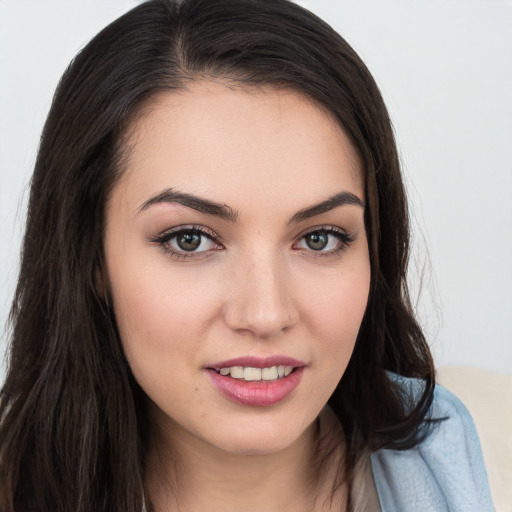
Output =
[{"x1": 104, "y1": 81, "x2": 371, "y2": 511}]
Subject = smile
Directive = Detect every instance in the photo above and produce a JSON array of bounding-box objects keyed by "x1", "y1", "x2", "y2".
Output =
[
  {"x1": 205, "y1": 356, "x2": 306, "y2": 406},
  {"x1": 215, "y1": 365, "x2": 295, "y2": 381}
]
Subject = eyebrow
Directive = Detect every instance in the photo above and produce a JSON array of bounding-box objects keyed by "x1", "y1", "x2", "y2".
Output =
[
  {"x1": 138, "y1": 188, "x2": 364, "y2": 223},
  {"x1": 288, "y1": 191, "x2": 365, "y2": 224},
  {"x1": 138, "y1": 188, "x2": 239, "y2": 222}
]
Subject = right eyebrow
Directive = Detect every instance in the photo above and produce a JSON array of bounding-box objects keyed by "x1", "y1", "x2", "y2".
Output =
[
  {"x1": 288, "y1": 191, "x2": 365, "y2": 225},
  {"x1": 138, "y1": 188, "x2": 239, "y2": 222}
]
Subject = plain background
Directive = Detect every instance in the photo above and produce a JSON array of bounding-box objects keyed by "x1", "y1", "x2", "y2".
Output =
[{"x1": 1, "y1": 0, "x2": 511, "y2": 383}]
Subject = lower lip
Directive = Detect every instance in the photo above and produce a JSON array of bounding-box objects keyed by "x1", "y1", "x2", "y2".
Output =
[{"x1": 205, "y1": 367, "x2": 304, "y2": 407}]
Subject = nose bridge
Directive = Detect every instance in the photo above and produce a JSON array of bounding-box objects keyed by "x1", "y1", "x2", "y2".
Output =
[{"x1": 224, "y1": 247, "x2": 297, "y2": 337}]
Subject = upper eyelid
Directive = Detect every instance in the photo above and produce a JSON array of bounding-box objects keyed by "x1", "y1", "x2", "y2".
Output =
[
  {"x1": 156, "y1": 225, "x2": 220, "y2": 242},
  {"x1": 294, "y1": 224, "x2": 350, "y2": 240}
]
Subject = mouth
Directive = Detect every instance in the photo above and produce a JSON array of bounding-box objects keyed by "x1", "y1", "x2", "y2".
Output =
[{"x1": 204, "y1": 356, "x2": 306, "y2": 406}]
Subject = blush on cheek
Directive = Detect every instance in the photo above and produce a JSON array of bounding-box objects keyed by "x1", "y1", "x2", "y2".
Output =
[
  {"x1": 112, "y1": 269, "x2": 218, "y2": 358},
  {"x1": 312, "y1": 287, "x2": 369, "y2": 358}
]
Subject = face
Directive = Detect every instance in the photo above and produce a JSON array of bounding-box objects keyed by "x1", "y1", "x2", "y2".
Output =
[{"x1": 104, "y1": 82, "x2": 370, "y2": 457}]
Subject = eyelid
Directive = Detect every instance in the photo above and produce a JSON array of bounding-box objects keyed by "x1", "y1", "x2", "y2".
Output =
[
  {"x1": 153, "y1": 224, "x2": 220, "y2": 243},
  {"x1": 294, "y1": 224, "x2": 353, "y2": 241}
]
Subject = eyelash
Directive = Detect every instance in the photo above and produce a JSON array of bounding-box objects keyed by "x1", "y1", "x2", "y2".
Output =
[{"x1": 150, "y1": 224, "x2": 356, "y2": 261}]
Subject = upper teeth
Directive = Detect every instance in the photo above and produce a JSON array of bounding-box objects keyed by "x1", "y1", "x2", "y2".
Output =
[{"x1": 218, "y1": 365, "x2": 294, "y2": 381}]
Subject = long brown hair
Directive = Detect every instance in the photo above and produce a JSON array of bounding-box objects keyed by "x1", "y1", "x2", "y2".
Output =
[{"x1": 0, "y1": 1, "x2": 434, "y2": 510}]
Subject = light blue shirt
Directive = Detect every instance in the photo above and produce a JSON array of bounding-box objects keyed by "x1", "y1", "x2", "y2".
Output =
[{"x1": 371, "y1": 377, "x2": 495, "y2": 511}]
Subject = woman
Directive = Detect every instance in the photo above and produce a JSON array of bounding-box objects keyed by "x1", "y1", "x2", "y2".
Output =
[{"x1": 0, "y1": 0, "x2": 493, "y2": 511}]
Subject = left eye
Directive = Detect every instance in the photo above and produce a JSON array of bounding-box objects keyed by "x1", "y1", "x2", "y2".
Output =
[
  {"x1": 162, "y1": 229, "x2": 218, "y2": 253},
  {"x1": 296, "y1": 229, "x2": 349, "y2": 252}
]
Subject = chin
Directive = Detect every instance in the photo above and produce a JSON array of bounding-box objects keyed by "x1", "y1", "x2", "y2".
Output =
[
  {"x1": 202, "y1": 416, "x2": 315, "y2": 457},
  {"x1": 213, "y1": 437, "x2": 297, "y2": 457}
]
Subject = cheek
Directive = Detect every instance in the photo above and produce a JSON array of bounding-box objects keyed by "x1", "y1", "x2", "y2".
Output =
[
  {"x1": 304, "y1": 263, "x2": 370, "y2": 364},
  {"x1": 107, "y1": 258, "x2": 221, "y2": 372}
]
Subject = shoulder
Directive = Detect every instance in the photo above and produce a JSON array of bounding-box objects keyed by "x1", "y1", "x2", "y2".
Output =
[{"x1": 370, "y1": 374, "x2": 495, "y2": 512}]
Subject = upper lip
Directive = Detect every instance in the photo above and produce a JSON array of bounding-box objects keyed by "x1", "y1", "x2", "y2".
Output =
[{"x1": 207, "y1": 355, "x2": 306, "y2": 370}]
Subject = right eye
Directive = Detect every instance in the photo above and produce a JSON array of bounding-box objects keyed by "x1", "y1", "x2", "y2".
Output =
[
  {"x1": 168, "y1": 229, "x2": 215, "y2": 252},
  {"x1": 152, "y1": 226, "x2": 223, "y2": 259}
]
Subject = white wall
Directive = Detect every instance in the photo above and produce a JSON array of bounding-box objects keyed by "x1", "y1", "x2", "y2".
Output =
[
  {"x1": 1, "y1": 0, "x2": 511, "y2": 382},
  {"x1": 297, "y1": 0, "x2": 512, "y2": 374}
]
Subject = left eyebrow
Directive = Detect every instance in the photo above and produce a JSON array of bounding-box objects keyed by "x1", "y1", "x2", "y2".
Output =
[
  {"x1": 288, "y1": 191, "x2": 365, "y2": 224},
  {"x1": 138, "y1": 188, "x2": 239, "y2": 222}
]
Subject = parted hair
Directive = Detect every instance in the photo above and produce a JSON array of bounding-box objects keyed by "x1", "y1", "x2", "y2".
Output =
[{"x1": 0, "y1": 1, "x2": 435, "y2": 510}]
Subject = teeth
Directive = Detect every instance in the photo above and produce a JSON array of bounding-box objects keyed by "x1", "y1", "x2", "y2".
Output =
[
  {"x1": 244, "y1": 367, "x2": 261, "y2": 381},
  {"x1": 230, "y1": 366, "x2": 244, "y2": 379},
  {"x1": 217, "y1": 365, "x2": 296, "y2": 381},
  {"x1": 261, "y1": 366, "x2": 278, "y2": 380}
]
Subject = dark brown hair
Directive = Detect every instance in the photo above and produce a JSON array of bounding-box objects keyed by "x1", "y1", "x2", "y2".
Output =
[{"x1": 0, "y1": 1, "x2": 434, "y2": 510}]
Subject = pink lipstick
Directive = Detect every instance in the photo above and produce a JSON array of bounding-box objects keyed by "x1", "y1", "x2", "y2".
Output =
[{"x1": 204, "y1": 356, "x2": 306, "y2": 407}]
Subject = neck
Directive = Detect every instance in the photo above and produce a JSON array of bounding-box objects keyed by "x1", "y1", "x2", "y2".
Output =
[{"x1": 145, "y1": 407, "x2": 347, "y2": 512}]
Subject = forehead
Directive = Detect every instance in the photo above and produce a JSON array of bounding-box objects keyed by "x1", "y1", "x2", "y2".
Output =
[{"x1": 115, "y1": 81, "x2": 363, "y2": 213}]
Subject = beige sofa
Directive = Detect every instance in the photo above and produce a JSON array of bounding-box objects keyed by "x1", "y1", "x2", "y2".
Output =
[{"x1": 437, "y1": 366, "x2": 512, "y2": 512}]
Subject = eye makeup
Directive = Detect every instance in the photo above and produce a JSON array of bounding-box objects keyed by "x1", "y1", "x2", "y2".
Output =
[{"x1": 149, "y1": 223, "x2": 357, "y2": 262}]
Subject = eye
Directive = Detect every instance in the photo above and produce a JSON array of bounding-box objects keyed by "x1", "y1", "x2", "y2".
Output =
[
  {"x1": 151, "y1": 226, "x2": 222, "y2": 259},
  {"x1": 302, "y1": 232, "x2": 331, "y2": 251},
  {"x1": 170, "y1": 230, "x2": 213, "y2": 252},
  {"x1": 295, "y1": 227, "x2": 355, "y2": 254}
]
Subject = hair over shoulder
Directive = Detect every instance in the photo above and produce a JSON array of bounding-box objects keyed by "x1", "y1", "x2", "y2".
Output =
[{"x1": 0, "y1": 1, "x2": 435, "y2": 510}]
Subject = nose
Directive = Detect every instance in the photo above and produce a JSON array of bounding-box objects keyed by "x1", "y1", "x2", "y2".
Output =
[{"x1": 223, "y1": 252, "x2": 298, "y2": 339}]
